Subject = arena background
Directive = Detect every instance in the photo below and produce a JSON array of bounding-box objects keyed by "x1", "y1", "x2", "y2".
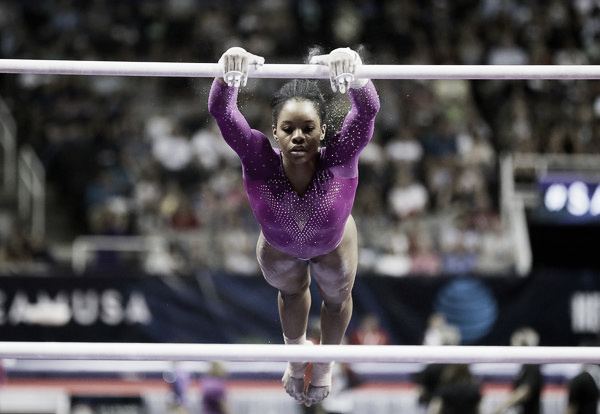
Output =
[{"x1": 1, "y1": 1, "x2": 600, "y2": 413}]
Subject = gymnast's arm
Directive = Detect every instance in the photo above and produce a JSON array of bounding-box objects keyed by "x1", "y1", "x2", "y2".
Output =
[
  {"x1": 344, "y1": 80, "x2": 380, "y2": 146},
  {"x1": 325, "y1": 80, "x2": 380, "y2": 177},
  {"x1": 208, "y1": 48, "x2": 274, "y2": 170},
  {"x1": 311, "y1": 47, "x2": 380, "y2": 176},
  {"x1": 340, "y1": 48, "x2": 381, "y2": 142}
]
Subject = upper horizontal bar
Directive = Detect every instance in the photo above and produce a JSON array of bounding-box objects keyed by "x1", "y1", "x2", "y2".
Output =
[
  {"x1": 1, "y1": 59, "x2": 600, "y2": 79},
  {"x1": 0, "y1": 342, "x2": 598, "y2": 364}
]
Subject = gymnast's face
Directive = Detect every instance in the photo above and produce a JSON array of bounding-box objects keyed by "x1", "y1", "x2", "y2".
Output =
[{"x1": 272, "y1": 99, "x2": 326, "y2": 165}]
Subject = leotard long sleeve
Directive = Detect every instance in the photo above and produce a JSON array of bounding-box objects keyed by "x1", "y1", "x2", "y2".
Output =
[{"x1": 208, "y1": 79, "x2": 380, "y2": 259}]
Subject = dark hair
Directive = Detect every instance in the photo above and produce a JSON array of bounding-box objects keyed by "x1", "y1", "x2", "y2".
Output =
[
  {"x1": 270, "y1": 45, "x2": 370, "y2": 137},
  {"x1": 270, "y1": 79, "x2": 327, "y2": 126}
]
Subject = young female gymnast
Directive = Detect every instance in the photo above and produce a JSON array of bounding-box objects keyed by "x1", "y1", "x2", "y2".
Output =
[{"x1": 208, "y1": 46, "x2": 379, "y2": 406}]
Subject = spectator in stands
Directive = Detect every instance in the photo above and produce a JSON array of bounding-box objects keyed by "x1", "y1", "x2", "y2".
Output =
[
  {"x1": 414, "y1": 322, "x2": 461, "y2": 410},
  {"x1": 385, "y1": 126, "x2": 424, "y2": 166},
  {"x1": 372, "y1": 226, "x2": 412, "y2": 277},
  {"x1": 567, "y1": 363, "x2": 600, "y2": 414},
  {"x1": 2, "y1": 227, "x2": 34, "y2": 265},
  {"x1": 0, "y1": 358, "x2": 6, "y2": 387},
  {"x1": 191, "y1": 118, "x2": 239, "y2": 171},
  {"x1": 493, "y1": 86, "x2": 535, "y2": 153},
  {"x1": 348, "y1": 313, "x2": 390, "y2": 346},
  {"x1": 421, "y1": 114, "x2": 459, "y2": 212},
  {"x1": 208, "y1": 46, "x2": 379, "y2": 407},
  {"x1": 422, "y1": 312, "x2": 451, "y2": 346},
  {"x1": 131, "y1": 162, "x2": 163, "y2": 234},
  {"x1": 409, "y1": 229, "x2": 443, "y2": 276},
  {"x1": 452, "y1": 164, "x2": 489, "y2": 209},
  {"x1": 149, "y1": 119, "x2": 201, "y2": 189},
  {"x1": 487, "y1": 30, "x2": 529, "y2": 66},
  {"x1": 169, "y1": 195, "x2": 200, "y2": 230},
  {"x1": 0, "y1": 226, "x2": 55, "y2": 273},
  {"x1": 5, "y1": 0, "x2": 600, "y2": 279},
  {"x1": 84, "y1": 167, "x2": 132, "y2": 214},
  {"x1": 476, "y1": 215, "x2": 515, "y2": 275},
  {"x1": 456, "y1": 115, "x2": 495, "y2": 180},
  {"x1": 428, "y1": 364, "x2": 482, "y2": 414},
  {"x1": 200, "y1": 362, "x2": 229, "y2": 414},
  {"x1": 217, "y1": 212, "x2": 260, "y2": 276},
  {"x1": 439, "y1": 216, "x2": 480, "y2": 276},
  {"x1": 167, "y1": 361, "x2": 191, "y2": 412},
  {"x1": 566, "y1": 340, "x2": 600, "y2": 414},
  {"x1": 440, "y1": 239, "x2": 479, "y2": 276},
  {"x1": 143, "y1": 240, "x2": 188, "y2": 276},
  {"x1": 493, "y1": 327, "x2": 543, "y2": 414},
  {"x1": 387, "y1": 164, "x2": 429, "y2": 221}
]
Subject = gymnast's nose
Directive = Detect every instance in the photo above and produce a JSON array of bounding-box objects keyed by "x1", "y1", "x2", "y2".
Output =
[{"x1": 292, "y1": 129, "x2": 305, "y2": 143}]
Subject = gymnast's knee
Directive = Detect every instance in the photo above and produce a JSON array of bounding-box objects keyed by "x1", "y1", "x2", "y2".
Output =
[
  {"x1": 320, "y1": 286, "x2": 353, "y2": 312},
  {"x1": 262, "y1": 270, "x2": 310, "y2": 295}
]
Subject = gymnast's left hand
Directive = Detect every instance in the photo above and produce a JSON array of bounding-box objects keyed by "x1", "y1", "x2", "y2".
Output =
[
  {"x1": 218, "y1": 47, "x2": 265, "y2": 88},
  {"x1": 310, "y1": 47, "x2": 366, "y2": 93}
]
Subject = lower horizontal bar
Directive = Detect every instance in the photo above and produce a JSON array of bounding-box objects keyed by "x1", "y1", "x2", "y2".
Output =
[
  {"x1": 1, "y1": 59, "x2": 600, "y2": 79},
  {"x1": 0, "y1": 342, "x2": 597, "y2": 364}
]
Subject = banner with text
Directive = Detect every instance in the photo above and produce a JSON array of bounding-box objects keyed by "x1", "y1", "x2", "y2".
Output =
[{"x1": 0, "y1": 268, "x2": 598, "y2": 346}]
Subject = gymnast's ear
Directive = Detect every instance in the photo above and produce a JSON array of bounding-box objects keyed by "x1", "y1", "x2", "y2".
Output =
[
  {"x1": 320, "y1": 124, "x2": 326, "y2": 141},
  {"x1": 272, "y1": 124, "x2": 278, "y2": 140}
]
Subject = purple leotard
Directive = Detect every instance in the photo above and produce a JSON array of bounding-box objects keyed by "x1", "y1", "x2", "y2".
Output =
[{"x1": 208, "y1": 79, "x2": 379, "y2": 259}]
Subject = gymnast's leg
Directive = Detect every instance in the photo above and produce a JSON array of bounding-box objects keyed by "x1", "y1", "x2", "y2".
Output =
[
  {"x1": 256, "y1": 232, "x2": 312, "y2": 403},
  {"x1": 305, "y1": 216, "x2": 358, "y2": 406}
]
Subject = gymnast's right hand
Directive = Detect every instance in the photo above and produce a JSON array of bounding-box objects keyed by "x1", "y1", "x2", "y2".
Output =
[{"x1": 218, "y1": 47, "x2": 265, "y2": 88}]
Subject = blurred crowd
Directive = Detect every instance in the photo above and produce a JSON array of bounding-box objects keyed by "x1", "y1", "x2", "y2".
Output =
[{"x1": 2, "y1": 0, "x2": 600, "y2": 276}]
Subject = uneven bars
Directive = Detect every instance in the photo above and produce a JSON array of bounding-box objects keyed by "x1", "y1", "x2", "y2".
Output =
[
  {"x1": 1, "y1": 59, "x2": 600, "y2": 79},
  {"x1": 0, "y1": 342, "x2": 598, "y2": 364}
]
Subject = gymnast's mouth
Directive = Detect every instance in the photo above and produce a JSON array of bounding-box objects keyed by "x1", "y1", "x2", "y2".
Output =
[{"x1": 290, "y1": 146, "x2": 307, "y2": 152}]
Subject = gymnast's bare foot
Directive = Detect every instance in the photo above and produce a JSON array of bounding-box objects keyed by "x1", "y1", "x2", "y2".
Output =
[
  {"x1": 304, "y1": 383, "x2": 330, "y2": 407},
  {"x1": 303, "y1": 361, "x2": 333, "y2": 406},
  {"x1": 282, "y1": 366, "x2": 308, "y2": 403},
  {"x1": 281, "y1": 338, "x2": 313, "y2": 403}
]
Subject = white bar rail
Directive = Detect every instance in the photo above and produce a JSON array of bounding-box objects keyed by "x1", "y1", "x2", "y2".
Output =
[
  {"x1": 2, "y1": 60, "x2": 600, "y2": 79},
  {"x1": 0, "y1": 342, "x2": 598, "y2": 364}
]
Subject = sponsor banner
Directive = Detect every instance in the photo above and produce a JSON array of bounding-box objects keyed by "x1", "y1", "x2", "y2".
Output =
[{"x1": 0, "y1": 269, "x2": 598, "y2": 345}]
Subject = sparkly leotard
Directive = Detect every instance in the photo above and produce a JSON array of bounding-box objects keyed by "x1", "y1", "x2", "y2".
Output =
[{"x1": 208, "y1": 79, "x2": 379, "y2": 259}]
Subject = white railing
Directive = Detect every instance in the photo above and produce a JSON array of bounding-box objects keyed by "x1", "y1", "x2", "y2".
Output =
[
  {"x1": 0, "y1": 96, "x2": 16, "y2": 195},
  {"x1": 512, "y1": 152, "x2": 600, "y2": 175},
  {"x1": 18, "y1": 145, "x2": 45, "y2": 240},
  {"x1": 501, "y1": 152, "x2": 600, "y2": 276},
  {"x1": 0, "y1": 96, "x2": 46, "y2": 240},
  {"x1": 71, "y1": 235, "x2": 169, "y2": 274},
  {"x1": 500, "y1": 153, "x2": 532, "y2": 276},
  {"x1": 509, "y1": 152, "x2": 600, "y2": 210}
]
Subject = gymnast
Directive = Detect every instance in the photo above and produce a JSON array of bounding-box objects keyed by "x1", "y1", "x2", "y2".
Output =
[{"x1": 208, "y1": 46, "x2": 379, "y2": 406}]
